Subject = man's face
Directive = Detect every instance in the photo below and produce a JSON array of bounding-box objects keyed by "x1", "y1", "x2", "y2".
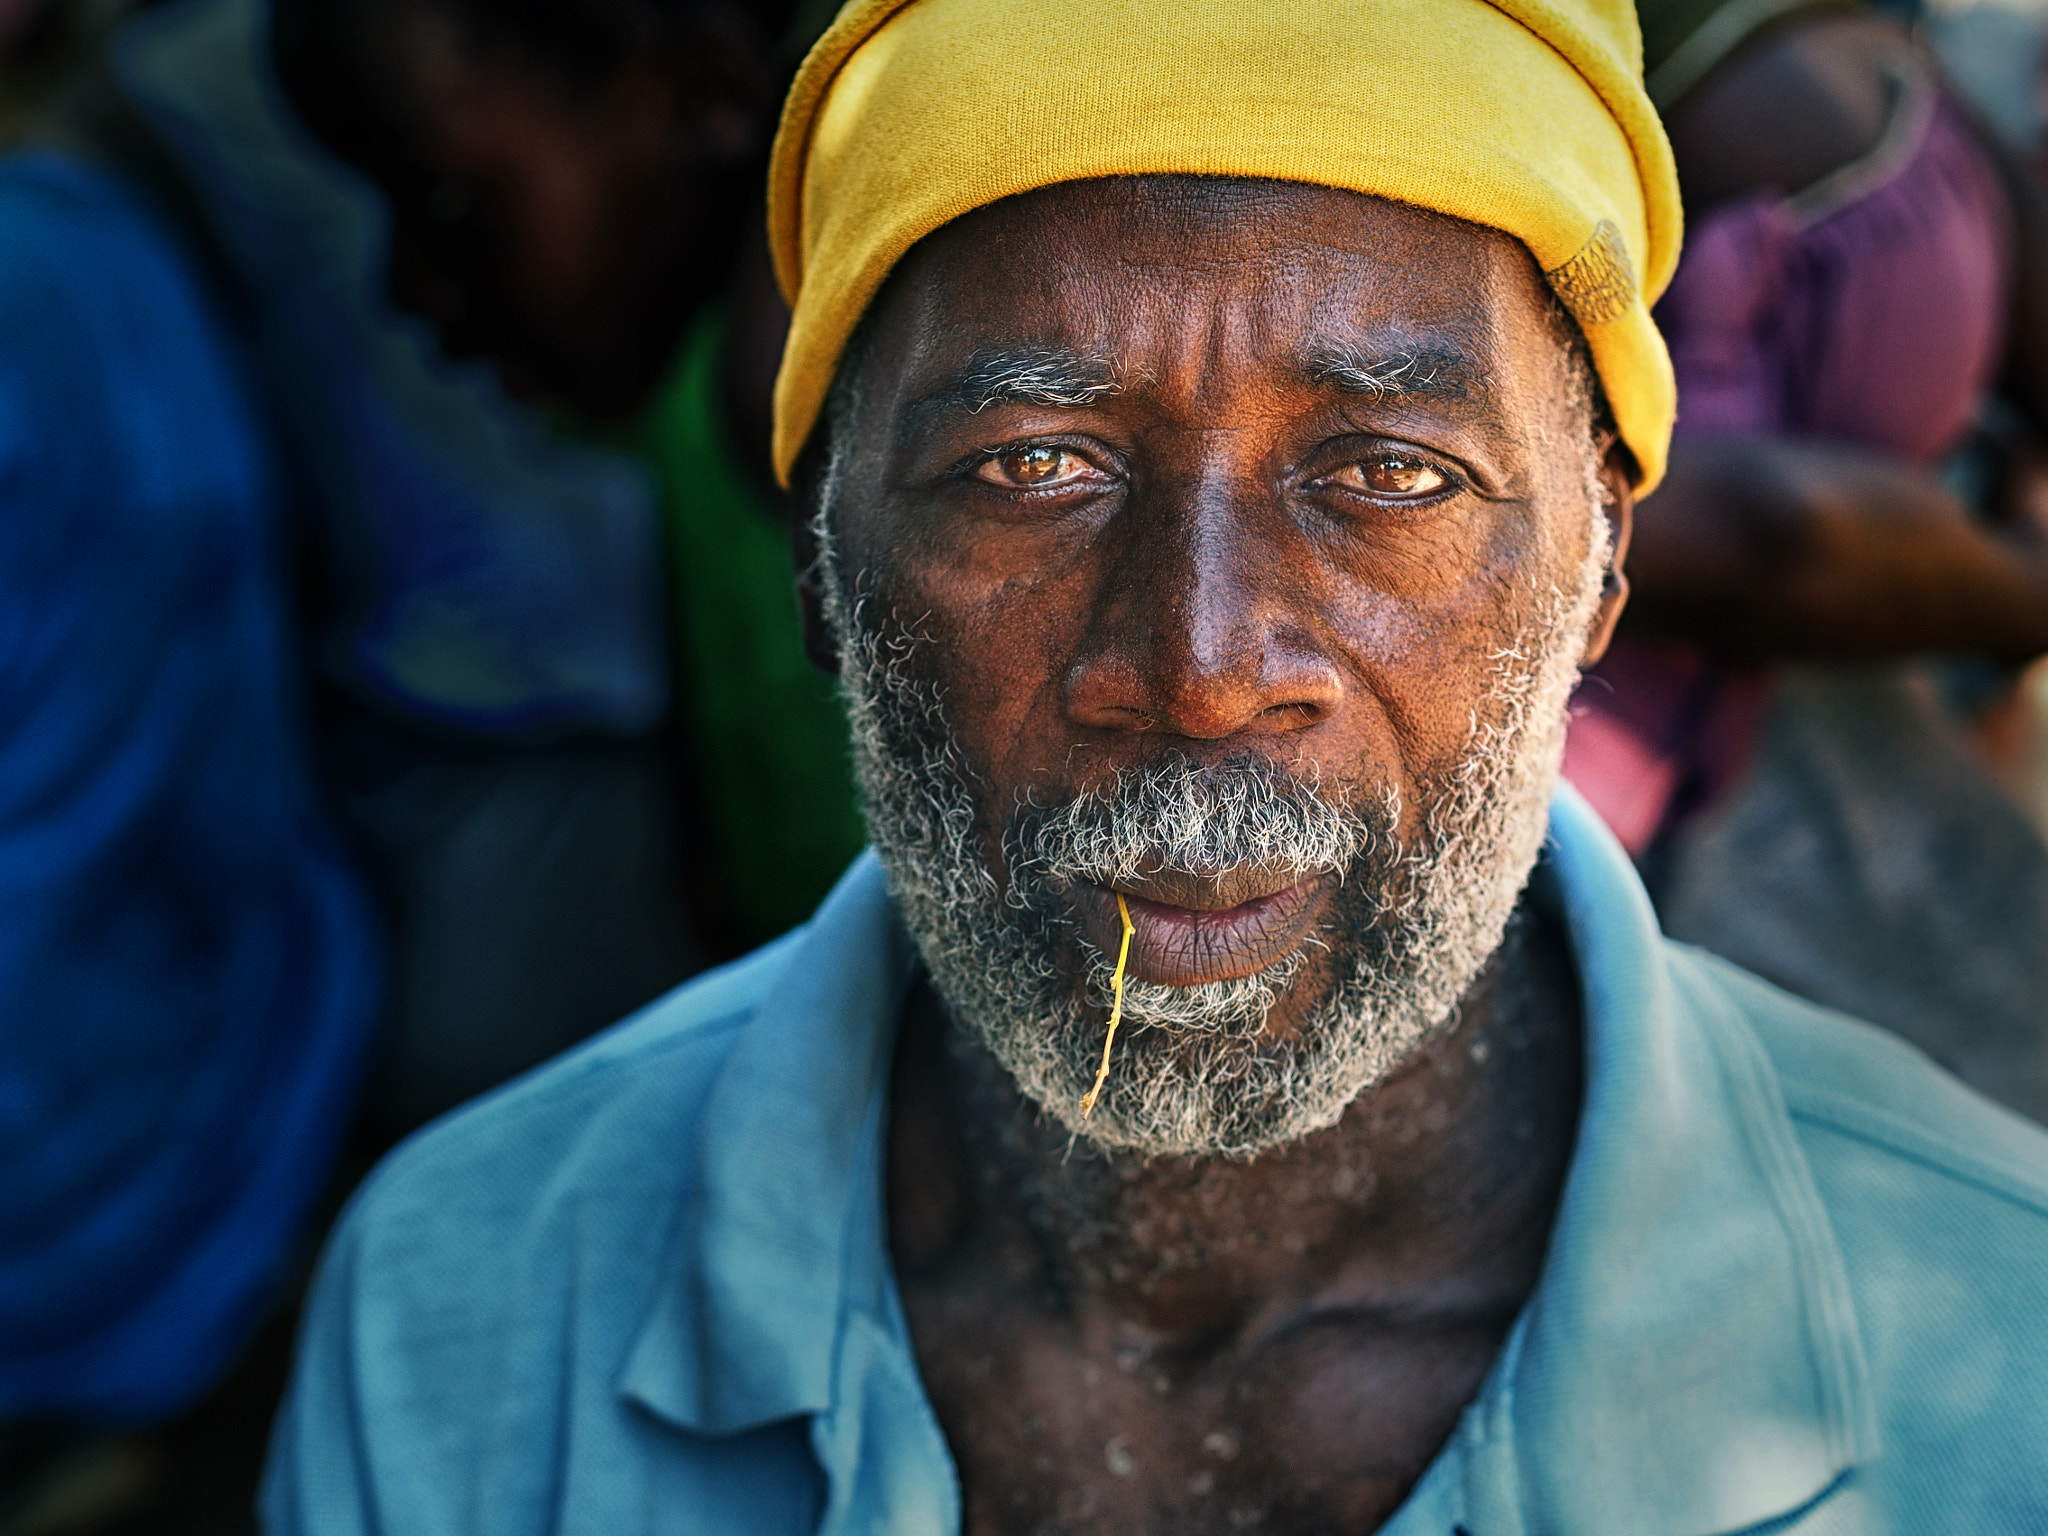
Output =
[{"x1": 816, "y1": 179, "x2": 1631, "y2": 1158}]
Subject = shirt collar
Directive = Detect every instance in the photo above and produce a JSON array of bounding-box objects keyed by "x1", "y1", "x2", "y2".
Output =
[
  {"x1": 625, "y1": 787, "x2": 1877, "y2": 1534},
  {"x1": 620, "y1": 852, "x2": 916, "y2": 1435},
  {"x1": 1450, "y1": 785, "x2": 1878, "y2": 1534}
]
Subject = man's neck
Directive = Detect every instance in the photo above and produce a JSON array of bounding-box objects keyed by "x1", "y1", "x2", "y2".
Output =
[
  {"x1": 885, "y1": 899, "x2": 1585, "y2": 1533},
  {"x1": 891, "y1": 900, "x2": 1583, "y2": 1335}
]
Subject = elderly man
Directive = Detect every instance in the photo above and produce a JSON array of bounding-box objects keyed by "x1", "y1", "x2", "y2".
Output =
[{"x1": 264, "y1": 0, "x2": 2048, "y2": 1531}]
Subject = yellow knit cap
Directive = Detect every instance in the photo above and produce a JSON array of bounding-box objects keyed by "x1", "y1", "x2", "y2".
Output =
[{"x1": 767, "y1": 0, "x2": 1682, "y2": 492}]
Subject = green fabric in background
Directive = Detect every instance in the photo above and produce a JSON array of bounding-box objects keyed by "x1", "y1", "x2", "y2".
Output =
[{"x1": 630, "y1": 308, "x2": 866, "y2": 946}]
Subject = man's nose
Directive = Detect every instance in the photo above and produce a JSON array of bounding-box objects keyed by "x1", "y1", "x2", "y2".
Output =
[{"x1": 1062, "y1": 485, "x2": 1344, "y2": 741}]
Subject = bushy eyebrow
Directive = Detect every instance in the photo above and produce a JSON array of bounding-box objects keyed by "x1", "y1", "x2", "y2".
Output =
[
  {"x1": 1303, "y1": 343, "x2": 1476, "y2": 400},
  {"x1": 901, "y1": 340, "x2": 1478, "y2": 437},
  {"x1": 908, "y1": 347, "x2": 1124, "y2": 426}
]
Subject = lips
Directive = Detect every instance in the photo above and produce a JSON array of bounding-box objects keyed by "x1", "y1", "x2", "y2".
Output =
[{"x1": 1073, "y1": 870, "x2": 1333, "y2": 986}]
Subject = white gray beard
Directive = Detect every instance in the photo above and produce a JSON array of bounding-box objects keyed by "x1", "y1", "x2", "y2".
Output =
[{"x1": 821, "y1": 516, "x2": 1607, "y2": 1160}]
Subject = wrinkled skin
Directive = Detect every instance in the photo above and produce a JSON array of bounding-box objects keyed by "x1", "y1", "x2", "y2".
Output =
[{"x1": 808, "y1": 179, "x2": 1635, "y2": 1534}]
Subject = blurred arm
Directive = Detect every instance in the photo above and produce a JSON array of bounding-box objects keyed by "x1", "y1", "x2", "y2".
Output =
[{"x1": 1622, "y1": 434, "x2": 2048, "y2": 662}]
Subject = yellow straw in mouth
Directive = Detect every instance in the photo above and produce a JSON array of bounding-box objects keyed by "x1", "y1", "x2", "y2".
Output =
[{"x1": 1079, "y1": 892, "x2": 1135, "y2": 1120}]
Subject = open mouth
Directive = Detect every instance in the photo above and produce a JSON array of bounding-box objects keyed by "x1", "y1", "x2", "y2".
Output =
[{"x1": 1073, "y1": 870, "x2": 1334, "y2": 986}]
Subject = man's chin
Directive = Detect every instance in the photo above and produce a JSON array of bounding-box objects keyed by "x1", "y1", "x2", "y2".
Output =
[{"x1": 960, "y1": 957, "x2": 1377, "y2": 1162}]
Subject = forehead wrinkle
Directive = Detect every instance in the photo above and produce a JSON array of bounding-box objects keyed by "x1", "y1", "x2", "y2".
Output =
[
  {"x1": 1056, "y1": 256, "x2": 1498, "y2": 417},
  {"x1": 883, "y1": 234, "x2": 1536, "y2": 450}
]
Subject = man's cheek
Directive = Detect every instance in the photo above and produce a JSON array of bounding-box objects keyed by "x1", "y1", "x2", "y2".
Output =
[{"x1": 917, "y1": 617, "x2": 1072, "y2": 769}]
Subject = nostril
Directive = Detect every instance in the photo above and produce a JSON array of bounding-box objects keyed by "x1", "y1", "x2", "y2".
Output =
[
  {"x1": 1259, "y1": 701, "x2": 1327, "y2": 731},
  {"x1": 1091, "y1": 704, "x2": 1158, "y2": 731},
  {"x1": 1068, "y1": 652, "x2": 1342, "y2": 741}
]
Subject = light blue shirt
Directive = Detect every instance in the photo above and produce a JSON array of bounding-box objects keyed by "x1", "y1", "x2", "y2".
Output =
[{"x1": 264, "y1": 786, "x2": 2048, "y2": 1534}]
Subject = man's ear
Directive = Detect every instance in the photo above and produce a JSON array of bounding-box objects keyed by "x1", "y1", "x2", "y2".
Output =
[
  {"x1": 792, "y1": 513, "x2": 841, "y2": 675},
  {"x1": 1580, "y1": 437, "x2": 1635, "y2": 667}
]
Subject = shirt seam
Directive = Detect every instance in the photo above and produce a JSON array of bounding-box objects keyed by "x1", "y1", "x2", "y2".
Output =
[
  {"x1": 1782, "y1": 1086, "x2": 2048, "y2": 1221},
  {"x1": 1680, "y1": 965, "x2": 1883, "y2": 1467}
]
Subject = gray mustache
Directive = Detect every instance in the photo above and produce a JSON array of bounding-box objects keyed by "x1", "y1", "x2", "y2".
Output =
[{"x1": 1005, "y1": 752, "x2": 1384, "y2": 890}]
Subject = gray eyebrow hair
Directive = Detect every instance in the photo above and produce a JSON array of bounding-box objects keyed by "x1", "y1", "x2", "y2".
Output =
[
  {"x1": 944, "y1": 347, "x2": 1125, "y2": 413},
  {"x1": 1305, "y1": 344, "x2": 1474, "y2": 399}
]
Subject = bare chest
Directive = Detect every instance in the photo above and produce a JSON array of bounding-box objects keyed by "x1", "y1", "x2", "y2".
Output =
[{"x1": 904, "y1": 1280, "x2": 1504, "y2": 1536}]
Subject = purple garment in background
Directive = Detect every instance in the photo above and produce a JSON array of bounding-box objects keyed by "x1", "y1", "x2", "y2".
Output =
[{"x1": 1564, "y1": 87, "x2": 2014, "y2": 852}]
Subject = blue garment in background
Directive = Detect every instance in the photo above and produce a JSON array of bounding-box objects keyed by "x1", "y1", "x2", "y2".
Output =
[
  {"x1": 0, "y1": 152, "x2": 381, "y2": 1422},
  {"x1": 113, "y1": 0, "x2": 670, "y2": 740}
]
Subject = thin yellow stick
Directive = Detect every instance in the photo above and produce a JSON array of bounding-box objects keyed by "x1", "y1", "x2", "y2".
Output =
[{"x1": 1079, "y1": 892, "x2": 1134, "y2": 1120}]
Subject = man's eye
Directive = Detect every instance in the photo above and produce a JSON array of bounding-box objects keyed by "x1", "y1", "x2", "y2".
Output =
[
  {"x1": 974, "y1": 445, "x2": 1094, "y2": 489},
  {"x1": 1327, "y1": 454, "x2": 1449, "y2": 498}
]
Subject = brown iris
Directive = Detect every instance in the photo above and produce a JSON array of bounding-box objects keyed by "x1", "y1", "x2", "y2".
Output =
[
  {"x1": 1353, "y1": 454, "x2": 1444, "y2": 496},
  {"x1": 979, "y1": 444, "x2": 1079, "y2": 487}
]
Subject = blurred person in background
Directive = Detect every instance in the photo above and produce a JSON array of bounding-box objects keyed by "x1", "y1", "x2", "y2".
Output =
[
  {"x1": 46, "y1": 0, "x2": 845, "y2": 1161},
  {"x1": 103, "y1": 0, "x2": 784, "y2": 1147},
  {"x1": 268, "y1": 0, "x2": 862, "y2": 993},
  {"x1": 3, "y1": 0, "x2": 837, "y2": 1526},
  {"x1": 0, "y1": 0, "x2": 383, "y2": 1525},
  {"x1": 1564, "y1": 0, "x2": 2048, "y2": 1123}
]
